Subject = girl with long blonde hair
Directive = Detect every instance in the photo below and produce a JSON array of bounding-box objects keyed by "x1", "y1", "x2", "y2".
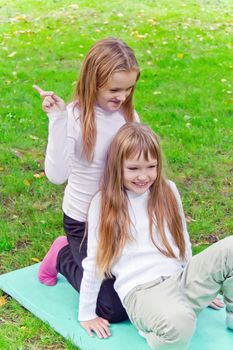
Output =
[
  {"x1": 79, "y1": 122, "x2": 233, "y2": 349},
  {"x1": 33, "y1": 37, "x2": 140, "y2": 322}
]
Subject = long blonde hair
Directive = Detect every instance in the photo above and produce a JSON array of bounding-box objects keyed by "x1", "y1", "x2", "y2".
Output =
[
  {"x1": 73, "y1": 37, "x2": 140, "y2": 162},
  {"x1": 96, "y1": 123, "x2": 186, "y2": 277}
]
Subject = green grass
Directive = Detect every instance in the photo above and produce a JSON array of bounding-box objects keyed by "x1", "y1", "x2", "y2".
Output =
[{"x1": 0, "y1": 0, "x2": 233, "y2": 348}]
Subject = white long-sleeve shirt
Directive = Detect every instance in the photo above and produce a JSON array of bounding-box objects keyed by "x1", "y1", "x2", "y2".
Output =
[
  {"x1": 78, "y1": 181, "x2": 192, "y2": 321},
  {"x1": 45, "y1": 104, "x2": 139, "y2": 222}
]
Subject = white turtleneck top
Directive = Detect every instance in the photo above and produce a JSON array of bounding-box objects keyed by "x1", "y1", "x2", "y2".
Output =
[
  {"x1": 45, "y1": 103, "x2": 139, "y2": 222},
  {"x1": 78, "y1": 181, "x2": 192, "y2": 321}
]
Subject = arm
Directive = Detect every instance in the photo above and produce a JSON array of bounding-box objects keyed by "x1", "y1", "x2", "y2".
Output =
[
  {"x1": 33, "y1": 85, "x2": 74, "y2": 184},
  {"x1": 44, "y1": 110, "x2": 74, "y2": 184},
  {"x1": 78, "y1": 193, "x2": 111, "y2": 338}
]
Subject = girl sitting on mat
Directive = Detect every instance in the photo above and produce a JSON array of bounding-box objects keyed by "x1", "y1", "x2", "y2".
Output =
[
  {"x1": 78, "y1": 122, "x2": 233, "y2": 349},
  {"x1": 33, "y1": 37, "x2": 140, "y2": 323}
]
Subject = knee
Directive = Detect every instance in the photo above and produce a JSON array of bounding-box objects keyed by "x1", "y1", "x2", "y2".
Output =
[
  {"x1": 168, "y1": 310, "x2": 196, "y2": 345},
  {"x1": 217, "y1": 236, "x2": 233, "y2": 262},
  {"x1": 151, "y1": 308, "x2": 196, "y2": 349},
  {"x1": 218, "y1": 236, "x2": 233, "y2": 251}
]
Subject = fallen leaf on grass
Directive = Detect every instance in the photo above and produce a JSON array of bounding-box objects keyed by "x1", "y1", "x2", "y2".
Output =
[
  {"x1": 0, "y1": 296, "x2": 7, "y2": 307},
  {"x1": 177, "y1": 53, "x2": 184, "y2": 59},
  {"x1": 185, "y1": 215, "x2": 196, "y2": 224},
  {"x1": 69, "y1": 4, "x2": 79, "y2": 9},
  {"x1": 14, "y1": 14, "x2": 28, "y2": 21},
  {"x1": 33, "y1": 171, "x2": 45, "y2": 179},
  {"x1": 0, "y1": 167, "x2": 4, "y2": 171},
  {"x1": 23, "y1": 179, "x2": 30, "y2": 186},
  {"x1": 31, "y1": 257, "x2": 40, "y2": 263},
  {"x1": 8, "y1": 51, "x2": 17, "y2": 58},
  {"x1": 29, "y1": 134, "x2": 39, "y2": 140}
]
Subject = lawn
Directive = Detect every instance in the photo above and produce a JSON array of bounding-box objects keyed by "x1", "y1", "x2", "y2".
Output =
[{"x1": 0, "y1": 0, "x2": 232, "y2": 348}]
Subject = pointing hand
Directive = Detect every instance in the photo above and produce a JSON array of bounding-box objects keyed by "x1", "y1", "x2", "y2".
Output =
[{"x1": 33, "y1": 85, "x2": 66, "y2": 113}]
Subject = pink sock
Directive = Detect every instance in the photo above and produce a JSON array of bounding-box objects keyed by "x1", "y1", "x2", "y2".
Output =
[{"x1": 38, "y1": 236, "x2": 68, "y2": 286}]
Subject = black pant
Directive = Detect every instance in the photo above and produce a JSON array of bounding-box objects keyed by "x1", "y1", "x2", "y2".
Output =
[{"x1": 56, "y1": 213, "x2": 128, "y2": 323}]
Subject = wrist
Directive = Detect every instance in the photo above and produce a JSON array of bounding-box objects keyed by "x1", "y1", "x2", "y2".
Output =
[{"x1": 47, "y1": 110, "x2": 67, "y2": 121}]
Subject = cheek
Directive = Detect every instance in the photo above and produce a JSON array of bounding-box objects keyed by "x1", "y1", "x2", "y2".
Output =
[
  {"x1": 148, "y1": 170, "x2": 157, "y2": 181},
  {"x1": 126, "y1": 89, "x2": 132, "y2": 97},
  {"x1": 123, "y1": 171, "x2": 132, "y2": 183},
  {"x1": 97, "y1": 89, "x2": 108, "y2": 101}
]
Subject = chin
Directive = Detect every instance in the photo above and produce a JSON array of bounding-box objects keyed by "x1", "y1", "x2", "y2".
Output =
[
  {"x1": 132, "y1": 186, "x2": 149, "y2": 194},
  {"x1": 102, "y1": 104, "x2": 118, "y2": 112}
]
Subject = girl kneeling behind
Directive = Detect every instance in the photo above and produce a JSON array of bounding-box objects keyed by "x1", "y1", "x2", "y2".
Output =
[{"x1": 79, "y1": 122, "x2": 233, "y2": 349}]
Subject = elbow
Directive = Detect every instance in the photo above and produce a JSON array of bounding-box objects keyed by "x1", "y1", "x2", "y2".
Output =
[{"x1": 45, "y1": 169, "x2": 67, "y2": 185}]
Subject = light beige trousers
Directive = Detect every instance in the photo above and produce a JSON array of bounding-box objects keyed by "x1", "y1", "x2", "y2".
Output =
[{"x1": 124, "y1": 236, "x2": 233, "y2": 350}]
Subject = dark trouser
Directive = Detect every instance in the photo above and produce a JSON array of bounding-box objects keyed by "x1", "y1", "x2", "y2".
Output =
[{"x1": 56, "y1": 213, "x2": 128, "y2": 323}]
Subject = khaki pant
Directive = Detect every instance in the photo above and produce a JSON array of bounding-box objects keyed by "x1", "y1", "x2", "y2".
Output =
[{"x1": 124, "y1": 236, "x2": 233, "y2": 350}]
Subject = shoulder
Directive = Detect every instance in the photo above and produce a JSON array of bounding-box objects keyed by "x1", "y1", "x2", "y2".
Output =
[
  {"x1": 134, "y1": 110, "x2": 140, "y2": 122},
  {"x1": 167, "y1": 179, "x2": 177, "y2": 191},
  {"x1": 166, "y1": 180, "x2": 183, "y2": 208},
  {"x1": 166, "y1": 180, "x2": 180, "y2": 197}
]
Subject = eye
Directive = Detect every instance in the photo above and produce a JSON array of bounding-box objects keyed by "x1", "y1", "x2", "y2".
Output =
[
  {"x1": 148, "y1": 165, "x2": 156, "y2": 169},
  {"x1": 110, "y1": 89, "x2": 119, "y2": 93},
  {"x1": 128, "y1": 167, "x2": 138, "y2": 170}
]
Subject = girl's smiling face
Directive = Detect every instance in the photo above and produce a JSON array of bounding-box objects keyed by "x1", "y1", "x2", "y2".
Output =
[
  {"x1": 123, "y1": 153, "x2": 158, "y2": 194},
  {"x1": 96, "y1": 70, "x2": 138, "y2": 112}
]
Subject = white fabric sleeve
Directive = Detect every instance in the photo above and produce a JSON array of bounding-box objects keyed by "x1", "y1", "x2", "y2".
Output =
[
  {"x1": 169, "y1": 181, "x2": 192, "y2": 263},
  {"x1": 78, "y1": 192, "x2": 103, "y2": 321},
  {"x1": 44, "y1": 109, "x2": 75, "y2": 184}
]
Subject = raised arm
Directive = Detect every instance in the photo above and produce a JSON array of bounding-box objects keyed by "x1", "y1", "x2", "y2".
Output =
[{"x1": 33, "y1": 85, "x2": 74, "y2": 184}]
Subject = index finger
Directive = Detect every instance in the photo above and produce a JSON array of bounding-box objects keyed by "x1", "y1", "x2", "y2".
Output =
[
  {"x1": 32, "y1": 84, "x2": 45, "y2": 94},
  {"x1": 33, "y1": 84, "x2": 54, "y2": 98}
]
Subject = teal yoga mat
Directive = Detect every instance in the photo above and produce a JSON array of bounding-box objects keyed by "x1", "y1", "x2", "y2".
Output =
[{"x1": 0, "y1": 264, "x2": 232, "y2": 349}]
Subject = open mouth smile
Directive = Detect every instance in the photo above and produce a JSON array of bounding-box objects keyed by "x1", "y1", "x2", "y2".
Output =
[{"x1": 132, "y1": 182, "x2": 149, "y2": 187}]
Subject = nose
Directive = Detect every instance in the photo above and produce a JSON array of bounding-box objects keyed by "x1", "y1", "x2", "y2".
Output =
[
  {"x1": 116, "y1": 92, "x2": 127, "y2": 102},
  {"x1": 137, "y1": 173, "x2": 147, "y2": 181}
]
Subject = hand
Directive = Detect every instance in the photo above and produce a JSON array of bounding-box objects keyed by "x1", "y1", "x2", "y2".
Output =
[
  {"x1": 209, "y1": 297, "x2": 225, "y2": 310},
  {"x1": 80, "y1": 317, "x2": 111, "y2": 339},
  {"x1": 33, "y1": 84, "x2": 66, "y2": 113}
]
